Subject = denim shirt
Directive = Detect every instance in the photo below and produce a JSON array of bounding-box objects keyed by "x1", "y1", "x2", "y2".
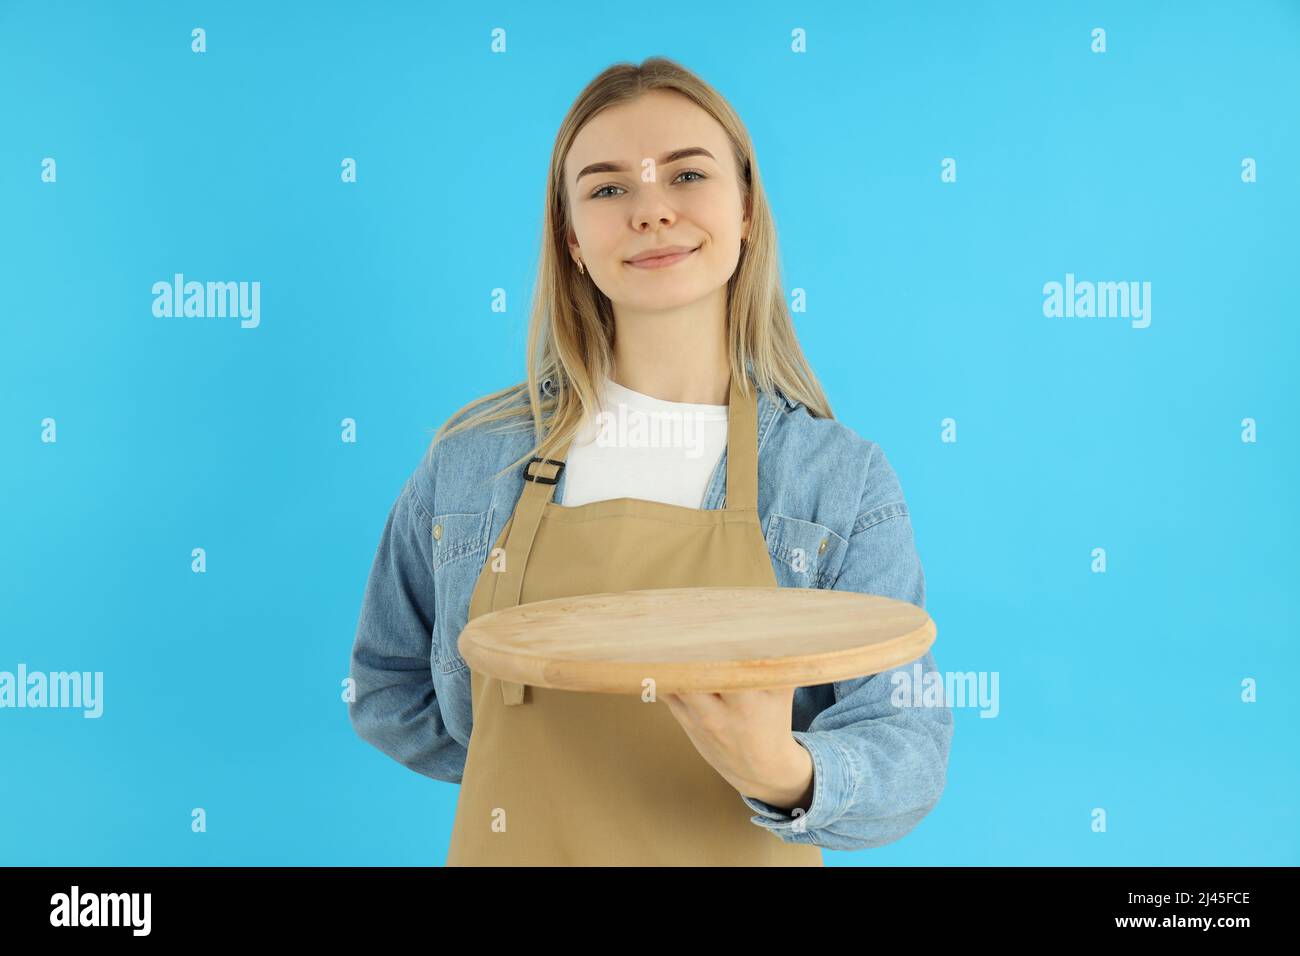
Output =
[{"x1": 349, "y1": 377, "x2": 953, "y2": 853}]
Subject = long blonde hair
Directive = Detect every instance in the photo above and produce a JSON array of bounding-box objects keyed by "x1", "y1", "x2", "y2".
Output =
[{"x1": 429, "y1": 55, "x2": 832, "y2": 482}]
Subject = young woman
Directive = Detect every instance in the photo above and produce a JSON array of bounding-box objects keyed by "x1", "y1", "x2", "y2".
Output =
[{"x1": 350, "y1": 57, "x2": 952, "y2": 866}]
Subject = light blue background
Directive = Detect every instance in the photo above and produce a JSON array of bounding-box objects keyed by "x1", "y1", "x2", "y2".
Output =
[{"x1": 2, "y1": 0, "x2": 1296, "y2": 866}]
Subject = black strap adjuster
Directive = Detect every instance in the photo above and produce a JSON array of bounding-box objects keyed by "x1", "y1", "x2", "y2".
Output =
[{"x1": 523, "y1": 456, "x2": 565, "y2": 485}]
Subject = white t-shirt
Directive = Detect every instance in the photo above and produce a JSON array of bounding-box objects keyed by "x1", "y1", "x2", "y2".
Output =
[{"x1": 560, "y1": 376, "x2": 729, "y2": 509}]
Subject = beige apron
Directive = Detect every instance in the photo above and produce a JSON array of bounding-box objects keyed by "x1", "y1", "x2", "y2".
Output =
[{"x1": 445, "y1": 371, "x2": 824, "y2": 867}]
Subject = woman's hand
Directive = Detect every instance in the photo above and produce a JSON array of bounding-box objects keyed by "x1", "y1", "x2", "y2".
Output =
[{"x1": 662, "y1": 687, "x2": 815, "y2": 813}]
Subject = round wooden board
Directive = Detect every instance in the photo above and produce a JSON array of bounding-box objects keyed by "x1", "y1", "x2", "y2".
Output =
[{"x1": 457, "y1": 586, "x2": 936, "y2": 694}]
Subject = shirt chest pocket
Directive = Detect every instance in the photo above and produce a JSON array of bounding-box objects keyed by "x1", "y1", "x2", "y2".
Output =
[
  {"x1": 431, "y1": 510, "x2": 493, "y2": 571},
  {"x1": 764, "y1": 513, "x2": 848, "y2": 589},
  {"x1": 430, "y1": 509, "x2": 494, "y2": 673}
]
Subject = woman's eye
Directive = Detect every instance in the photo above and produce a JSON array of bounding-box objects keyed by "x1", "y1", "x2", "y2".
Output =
[{"x1": 591, "y1": 169, "x2": 706, "y2": 199}]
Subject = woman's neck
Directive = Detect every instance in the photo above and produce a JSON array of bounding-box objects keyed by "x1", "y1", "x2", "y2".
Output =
[{"x1": 610, "y1": 289, "x2": 731, "y2": 404}]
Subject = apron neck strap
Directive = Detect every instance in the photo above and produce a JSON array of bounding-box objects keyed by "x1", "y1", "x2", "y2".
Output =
[{"x1": 723, "y1": 369, "x2": 759, "y2": 510}]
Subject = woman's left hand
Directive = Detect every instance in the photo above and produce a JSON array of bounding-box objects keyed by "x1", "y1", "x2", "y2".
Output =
[{"x1": 662, "y1": 687, "x2": 815, "y2": 813}]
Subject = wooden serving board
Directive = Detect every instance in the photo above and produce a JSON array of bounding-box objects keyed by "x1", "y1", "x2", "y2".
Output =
[{"x1": 457, "y1": 586, "x2": 936, "y2": 694}]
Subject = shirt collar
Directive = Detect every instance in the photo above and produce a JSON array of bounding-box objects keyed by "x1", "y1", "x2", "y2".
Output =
[{"x1": 538, "y1": 372, "x2": 799, "y2": 413}]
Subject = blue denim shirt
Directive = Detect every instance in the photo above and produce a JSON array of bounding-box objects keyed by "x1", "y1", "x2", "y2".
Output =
[{"x1": 349, "y1": 377, "x2": 953, "y2": 853}]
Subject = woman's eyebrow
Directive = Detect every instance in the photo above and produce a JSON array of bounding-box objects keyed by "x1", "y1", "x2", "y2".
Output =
[{"x1": 575, "y1": 146, "x2": 716, "y2": 182}]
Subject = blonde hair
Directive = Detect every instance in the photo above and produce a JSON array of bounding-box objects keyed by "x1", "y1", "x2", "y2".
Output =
[{"x1": 429, "y1": 55, "x2": 833, "y2": 482}]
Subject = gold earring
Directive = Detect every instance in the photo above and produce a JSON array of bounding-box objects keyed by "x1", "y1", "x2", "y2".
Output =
[{"x1": 577, "y1": 258, "x2": 585, "y2": 274}]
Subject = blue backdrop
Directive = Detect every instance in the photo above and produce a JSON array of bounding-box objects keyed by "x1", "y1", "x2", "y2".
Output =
[{"x1": 2, "y1": 0, "x2": 1296, "y2": 866}]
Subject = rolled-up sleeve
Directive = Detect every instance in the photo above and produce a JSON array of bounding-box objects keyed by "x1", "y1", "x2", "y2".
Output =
[
  {"x1": 740, "y1": 444, "x2": 953, "y2": 850},
  {"x1": 348, "y1": 449, "x2": 467, "y2": 782}
]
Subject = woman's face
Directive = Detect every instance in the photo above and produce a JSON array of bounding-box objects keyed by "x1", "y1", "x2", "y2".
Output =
[{"x1": 564, "y1": 90, "x2": 750, "y2": 313}]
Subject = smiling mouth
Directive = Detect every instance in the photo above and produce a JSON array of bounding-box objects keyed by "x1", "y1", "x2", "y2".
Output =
[{"x1": 624, "y1": 245, "x2": 701, "y2": 269}]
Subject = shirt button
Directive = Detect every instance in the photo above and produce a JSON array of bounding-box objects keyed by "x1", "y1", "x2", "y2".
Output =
[
  {"x1": 433, "y1": 523, "x2": 442, "y2": 541},
  {"x1": 818, "y1": 537, "x2": 828, "y2": 554}
]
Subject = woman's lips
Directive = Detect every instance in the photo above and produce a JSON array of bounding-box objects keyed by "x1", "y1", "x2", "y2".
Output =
[{"x1": 624, "y1": 246, "x2": 699, "y2": 269}]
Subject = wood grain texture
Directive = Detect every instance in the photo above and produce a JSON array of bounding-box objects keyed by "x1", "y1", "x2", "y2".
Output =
[{"x1": 457, "y1": 586, "x2": 936, "y2": 694}]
